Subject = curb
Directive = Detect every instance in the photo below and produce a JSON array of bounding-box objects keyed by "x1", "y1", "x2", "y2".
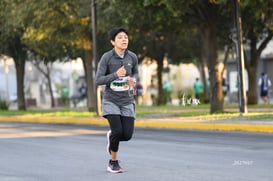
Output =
[{"x1": 1, "y1": 116, "x2": 273, "y2": 133}]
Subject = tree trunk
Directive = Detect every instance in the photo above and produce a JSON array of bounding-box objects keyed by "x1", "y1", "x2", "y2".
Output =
[
  {"x1": 15, "y1": 59, "x2": 26, "y2": 110},
  {"x1": 245, "y1": 49, "x2": 259, "y2": 105},
  {"x1": 155, "y1": 41, "x2": 165, "y2": 105},
  {"x1": 45, "y1": 65, "x2": 55, "y2": 108},
  {"x1": 247, "y1": 67, "x2": 257, "y2": 104},
  {"x1": 156, "y1": 55, "x2": 164, "y2": 105},
  {"x1": 84, "y1": 49, "x2": 97, "y2": 112},
  {"x1": 199, "y1": 36, "x2": 209, "y2": 103},
  {"x1": 201, "y1": 26, "x2": 223, "y2": 113},
  {"x1": 32, "y1": 62, "x2": 56, "y2": 108},
  {"x1": 200, "y1": 63, "x2": 209, "y2": 103},
  {"x1": 245, "y1": 28, "x2": 272, "y2": 104},
  {"x1": 209, "y1": 62, "x2": 224, "y2": 113},
  {"x1": 244, "y1": 28, "x2": 259, "y2": 105}
]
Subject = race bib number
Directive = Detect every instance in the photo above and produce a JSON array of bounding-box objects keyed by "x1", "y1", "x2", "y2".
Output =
[{"x1": 110, "y1": 77, "x2": 130, "y2": 91}]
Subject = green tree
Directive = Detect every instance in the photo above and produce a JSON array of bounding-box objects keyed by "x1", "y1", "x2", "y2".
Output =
[
  {"x1": 187, "y1": 1, "x2": 231, "y2": 113},
  {"x1": 21, "y1": 0, "x2": 91, "y2": 108},
  {"x1": 97, "y1": 0, "x2": 197, "y2": 105},
  {"x1": 241, "y1": 0, "x2": 273, "y2": 104},
  {"x1": 144, "y1": 0, "x2": 232, "y2": 112},
  {"x1": 0, "y1": 0, "x2": 28, "y2": 110},
  {"x1": 26, "y1": 0, "x2": 97, "y2": 111},
  {"x1": 1, "y1": 0, "x2": 98, "y2": 111}
]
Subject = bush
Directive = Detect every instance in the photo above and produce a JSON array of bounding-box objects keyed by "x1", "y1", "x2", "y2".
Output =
[{"x1": 0, "y1": 99, "x2": 9, "y2": 110}]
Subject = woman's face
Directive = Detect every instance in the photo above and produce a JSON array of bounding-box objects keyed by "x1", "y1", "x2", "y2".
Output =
[{"x1": 111, "y1": 32, "x2": 128, "y2": 51}]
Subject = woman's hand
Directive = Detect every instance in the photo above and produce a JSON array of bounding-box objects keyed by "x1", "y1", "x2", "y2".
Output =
[
  {"x1": 116, "y1": 66, "x2": 126, "y2": 77},
  {"x1": 127, "y1": 77, "x2": 136, "y2": 86}
]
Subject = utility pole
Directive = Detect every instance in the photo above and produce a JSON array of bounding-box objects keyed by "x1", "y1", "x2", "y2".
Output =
[
  {"x1": 91, "y1": 0, "x2": 97, "y2": 67},
  {"x1": 233, "y1": 0, "x2": 248, "y2": 114},
  {"x1": 91, "y1": 0, "x2": 101, "y2": 116}
]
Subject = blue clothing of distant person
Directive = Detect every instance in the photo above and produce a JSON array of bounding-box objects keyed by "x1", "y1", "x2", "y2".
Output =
[{"x1": 258, "y1": 72, "x2": 271, "y2": 103}]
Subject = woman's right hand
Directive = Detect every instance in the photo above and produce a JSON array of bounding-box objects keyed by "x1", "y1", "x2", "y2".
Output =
[{"x1": 116, "y1": 66, "x2": 126, "y2": 77}]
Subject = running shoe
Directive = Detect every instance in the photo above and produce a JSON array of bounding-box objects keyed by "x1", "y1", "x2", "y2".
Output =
[{"x1": 107, "y1": 160, "x2": 123, "y2": 173}]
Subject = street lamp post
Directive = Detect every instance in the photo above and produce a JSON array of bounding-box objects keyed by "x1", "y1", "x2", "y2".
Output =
[
  {"x1": 233, "y1": 0, "x2": 248, "y2": 114},
  {"x1": 91, "y1": 0, "x2": 97, "y2": 68},
  {"x1": 91, "y1": 0, "x2": 101, "y2": 116}
]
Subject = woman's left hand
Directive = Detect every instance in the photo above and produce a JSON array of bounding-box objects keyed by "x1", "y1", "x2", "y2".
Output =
[{"x1": 127, "y1": 77, "x2": 136, "y2": 86}]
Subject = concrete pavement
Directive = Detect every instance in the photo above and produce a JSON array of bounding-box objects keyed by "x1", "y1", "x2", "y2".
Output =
[{"x1": 2, "y1": 123, "x2": 273, "y2": 180}]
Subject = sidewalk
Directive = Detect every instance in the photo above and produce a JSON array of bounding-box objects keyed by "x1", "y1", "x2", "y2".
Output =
[{"x1": 1, "y1": 112, "x2": 273, "y2": 133}]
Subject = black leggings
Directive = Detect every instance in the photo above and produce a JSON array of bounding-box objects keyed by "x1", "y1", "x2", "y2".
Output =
[{"x1": 106, "y1": 115, "x2": 135, "y2": 152}]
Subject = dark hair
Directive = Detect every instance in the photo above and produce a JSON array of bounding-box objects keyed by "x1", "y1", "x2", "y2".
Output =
[{"x1": 109, "y1": 27, "x2": 128, "y2": 41}]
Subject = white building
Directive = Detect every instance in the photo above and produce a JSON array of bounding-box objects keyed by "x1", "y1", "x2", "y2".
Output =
[{"x1": 0, "y1": 56, "x2": 85, "y2": 109}]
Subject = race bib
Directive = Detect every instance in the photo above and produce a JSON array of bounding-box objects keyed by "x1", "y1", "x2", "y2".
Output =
[{"x1": 110, "y1": 77, "x2": 130, "y2": 91}]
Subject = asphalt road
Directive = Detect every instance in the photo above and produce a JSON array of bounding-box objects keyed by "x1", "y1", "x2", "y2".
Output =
[{"x1": 0, "y1": 122, "x2": 272, "y2": 181}]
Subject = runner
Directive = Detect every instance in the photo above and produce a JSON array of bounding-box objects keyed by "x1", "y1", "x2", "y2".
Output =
[{"x1": 95, "y1": 27, "x2": 139, "y2": 173}]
